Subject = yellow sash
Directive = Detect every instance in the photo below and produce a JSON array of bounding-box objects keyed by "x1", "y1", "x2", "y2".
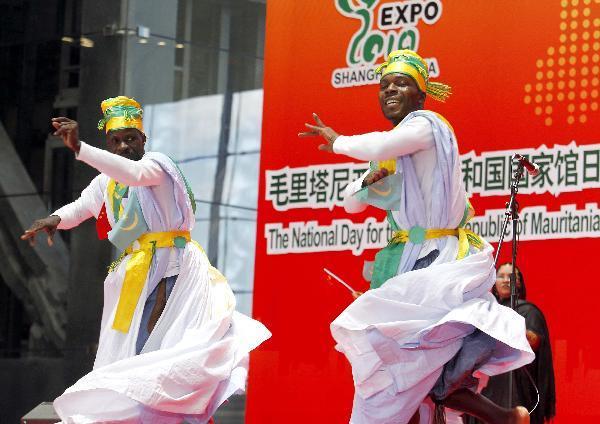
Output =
[
  {"x1": 390, "y1": 227, "x2": 483, "y2": 260},
  {"x1": 112, "y1": 230, "x2": 191, "y2": 333},
  {"x1": 377, "y1": 159, "x2": 397, "y2": 174}
]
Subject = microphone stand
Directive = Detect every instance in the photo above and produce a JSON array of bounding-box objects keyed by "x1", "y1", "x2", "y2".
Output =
[{"x1": 493, "y1": 155, "x2": 525, "y2": 409}]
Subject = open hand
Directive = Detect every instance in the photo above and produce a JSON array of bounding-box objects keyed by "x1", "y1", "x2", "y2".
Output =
[
  {"x1": 298, "y1": 113, "x2": 339, "y2": 153},
  {"x1": 21, "y1": 215, "x2": 61, "y2": 247},
  {"x1": 52, "y1": 117, "x2": 81, "y2": 153}
]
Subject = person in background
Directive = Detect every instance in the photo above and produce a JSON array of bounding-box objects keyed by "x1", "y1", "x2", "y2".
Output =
[{"x1": 467, "y1": 263, "x2": 556, "y2": 424}]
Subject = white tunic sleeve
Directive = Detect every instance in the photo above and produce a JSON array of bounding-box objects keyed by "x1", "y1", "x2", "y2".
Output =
[
  {"x1": 76, "y1": 142, "x2": 168, "y2": 187},
  {"x1": 343, "y1": 170, "x2": 369, "y2": 214},
  {"x1": 332, "y1": 116, "x2": 434, "y2": 161},
  {"x1": 53, "y1": 174, "x2": 105, "y2": 229}
]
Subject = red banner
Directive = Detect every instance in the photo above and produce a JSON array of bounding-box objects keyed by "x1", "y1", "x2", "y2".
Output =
[{"x1": 248, "y1": 1, "x2": 600, "y2": 422}]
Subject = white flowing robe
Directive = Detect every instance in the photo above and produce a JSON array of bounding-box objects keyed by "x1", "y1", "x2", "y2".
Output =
[
  {"x1": 330, "y1": 111, "x2": 534, "y2": 424},
  {"x1": 52, "y1": 142, "x2": 271, "y2": 424}
]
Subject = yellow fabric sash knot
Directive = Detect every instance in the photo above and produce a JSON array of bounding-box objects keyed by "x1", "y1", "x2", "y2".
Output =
[
  {"x1": 390, "y1": 227, "x2": 483, "y2": 260},
  {"x1": 112, "y1": 230, "x2": 191, "y2": 333}
]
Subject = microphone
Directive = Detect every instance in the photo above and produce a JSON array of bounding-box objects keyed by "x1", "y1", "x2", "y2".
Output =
[{"x1": 513, "y1": 154, "x2": 540, "y2": 176}]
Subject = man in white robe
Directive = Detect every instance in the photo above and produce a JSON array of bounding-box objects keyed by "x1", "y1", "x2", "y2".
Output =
[
  {"x1": 300, "y1": 50, "x2": 532, "y2": 424},
  {"x1": 22, "y1": 96, "x2": 270, "y2": 423}
]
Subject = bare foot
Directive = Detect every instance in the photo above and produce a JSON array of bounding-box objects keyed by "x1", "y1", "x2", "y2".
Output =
[{"x1": 510, "y1": 406, "x2": 530, "y2": 424}]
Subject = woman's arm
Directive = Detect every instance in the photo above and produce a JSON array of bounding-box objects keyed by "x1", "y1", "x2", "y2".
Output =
[{"x1": 521, "y1": 303, "x2": 547, "y2": 352}]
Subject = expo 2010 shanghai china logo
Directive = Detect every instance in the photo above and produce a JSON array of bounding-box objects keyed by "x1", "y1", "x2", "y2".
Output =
[{"x1": 332, "y1": 0, "x2": 443, "y2": 88}]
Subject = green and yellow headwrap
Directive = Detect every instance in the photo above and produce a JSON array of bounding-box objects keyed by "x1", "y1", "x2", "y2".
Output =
[
  {"x1": 97, "y1": 96, "x2": 145, "y2": 134},
  {"x1": 375, "y1": 50, "x2": 452, "y2": 102}
]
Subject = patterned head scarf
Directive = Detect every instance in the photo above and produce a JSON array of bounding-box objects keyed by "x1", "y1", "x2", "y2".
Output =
[
  {"x1": 375, "y1": 49, "x2": 452, "y2": 102},
  {"x1": 97, "y1": 96, "x2": 144, "y2": 134}
]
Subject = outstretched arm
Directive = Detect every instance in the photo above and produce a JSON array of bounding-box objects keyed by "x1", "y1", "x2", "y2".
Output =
[
  {"x1": 298, "y1": 113, "x2": 340, "y2": 152},
  {"x1": 332, "y1": 116, "x2": 434, "y2": 161},
  {"x1": 53, "y1": 174, "x2": 105, "y2": 229},
  {"x1": 299, "y1": 113, "x2": 433, "y2": 161},
  {"x1": 20, "y1": 215, "x2": 61, "y2": 247},
  {"x1": 76, "y1": 142, "x2": 166, "y2": 187},
  {"x1": 21, "y1": 175, "x2": 105, "y2": 245},
  {"x1": 52, "y1": 117, "x2": 167, "y2": 187},
  {"x1": 299, "y1": 114, "x2": 399, "y2": 210}
]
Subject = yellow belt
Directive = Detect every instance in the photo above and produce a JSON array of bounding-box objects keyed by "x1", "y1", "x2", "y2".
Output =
[
  {"x1": 390, "y1": 226, "x2": 483, "y2": 260},
  {"x1": 112, "y1": 230, "x2": 191, "y2": 333}
]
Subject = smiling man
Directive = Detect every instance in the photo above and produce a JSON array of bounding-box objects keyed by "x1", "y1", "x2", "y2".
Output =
[
  {"x1": 22, "y1": 96, "x2": 270, "y2": 423},
  {"x1": 301, "y1": 50, "x2": 533, "y2": 424}
]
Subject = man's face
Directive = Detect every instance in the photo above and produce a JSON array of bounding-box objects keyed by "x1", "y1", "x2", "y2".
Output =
[
  {"x1": 495, "y1": 264, "x2": 522, "y2": 300},
  {"x1": 378, "y1": 73, "x2": 425, "y2": 125},
  {"x1": 106, "y1": 128, "x2": 146, "y2": 161}
]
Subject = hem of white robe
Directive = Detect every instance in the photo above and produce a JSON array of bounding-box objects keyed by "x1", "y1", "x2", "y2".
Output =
[
  {"x1": 53, "y1": 311, "x2": 271, "y2": 424},
  {"x1": 331, "y1": 247, "x2": 534, "y2": 424}
]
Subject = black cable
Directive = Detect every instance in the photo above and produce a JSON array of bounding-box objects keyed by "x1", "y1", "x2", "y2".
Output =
[
  {"x1": 523, "y1": 367, "x2": 540, "y2": 415},
  {"x1": 516, "y1": 211, "x2": 540, "y2": 415}
]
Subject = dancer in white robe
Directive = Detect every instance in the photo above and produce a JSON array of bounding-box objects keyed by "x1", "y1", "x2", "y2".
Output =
[
  {"x1": 300, "y1": 50, "x2": 532, "y2": 424},
  {"x1": 22, "y1": 96, "x2": 270, "y2": 424}
]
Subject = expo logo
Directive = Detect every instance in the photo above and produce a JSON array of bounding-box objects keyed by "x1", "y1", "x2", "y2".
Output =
[
  {"x1": 335, "y1": 0, "x2": 442, "y2": 66},
  {"x1": 332, "y1": 0, "x2": 442, "y2": 88},
  {"x1": 379, "y1": 1, "x2": 442, "y2": 30}
]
